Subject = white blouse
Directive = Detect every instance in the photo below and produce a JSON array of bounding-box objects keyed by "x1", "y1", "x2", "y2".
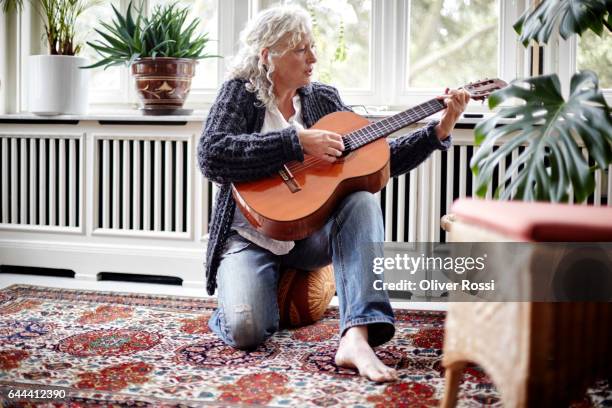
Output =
[{"x1": 230, "y1": 94, "x2": 305, "y2": 255}]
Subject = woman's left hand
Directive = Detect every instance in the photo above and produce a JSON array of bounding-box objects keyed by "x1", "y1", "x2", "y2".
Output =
[{"x1": 435, "y1": 88, "x2": 471, "y2": 140}]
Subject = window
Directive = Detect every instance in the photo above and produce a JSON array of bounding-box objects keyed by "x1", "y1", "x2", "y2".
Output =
[
  {"x1": 552, "y1": 26, "x2": 611, "y2": 104},
  {"x1": 260, "y1": 0, "x2": 521, "y2": 108},
  {"x1": 399, "y1": 0, "x2": 523, "y2": 107},
  {"x1": 9, "y1": 0, "x2": 524, "y2": 111},
  {"x1": 577, "y1": 30, "x2": 612, "y2": 89},
  {"x1": 74, "y1": 0, "x2": 220, "y2": 106},
  {"x1": 148, "y1": 0, "x2": 219, "y2": 90},
  {"x1": 406, "y1": 0, "x2": 499, "y2": 89},
  {"x1": 260, "y1": 0, "x2": 373, "y2": 91},
  {"x1": 78, "y1": 0, "x2": 124, "y2": 103}
]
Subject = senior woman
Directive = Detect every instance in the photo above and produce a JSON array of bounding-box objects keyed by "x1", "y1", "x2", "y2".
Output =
[{"x1": 198, "y1": 5, "x2": 469, "y2": 382}]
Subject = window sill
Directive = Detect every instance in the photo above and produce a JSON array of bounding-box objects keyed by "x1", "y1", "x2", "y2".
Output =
[
  {"x1": 0, "y1": 110, "x2": 209, "y2": 123},
  {"x1": 0, "y1": 108, "x2": 514, "y2": 126}
]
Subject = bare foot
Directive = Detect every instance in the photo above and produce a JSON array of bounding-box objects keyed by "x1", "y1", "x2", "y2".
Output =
[{"x1": 335, "y1": 326, "x2": 398, "y2": 382}]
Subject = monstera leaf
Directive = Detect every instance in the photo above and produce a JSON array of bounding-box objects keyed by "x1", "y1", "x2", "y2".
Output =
[
  {"x1": 471, "y1": 71, "x2": 612, "y2": 203},
  {"x1": 514, "y1": 0, "x2": 612, "y2": 45}
]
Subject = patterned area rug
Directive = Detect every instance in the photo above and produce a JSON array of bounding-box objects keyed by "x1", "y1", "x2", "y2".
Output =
[{"x1": 0, "y1": 285, "x2": 609, "y2": 407}]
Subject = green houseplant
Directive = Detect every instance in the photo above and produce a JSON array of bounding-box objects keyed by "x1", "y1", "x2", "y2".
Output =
[
  {"x1": 471, "y1": 0, "x2": 612, "y2": 203},
  {"x1": 85, "y1": 1, "x2": 220, "y2": 115},
  {"x1": 2, "y1": 0, "x2": 99, "y2": 114}
]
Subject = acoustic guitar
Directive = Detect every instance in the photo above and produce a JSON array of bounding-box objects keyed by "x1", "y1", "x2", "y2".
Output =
[{"x1": 232, "y1": 78, "x2": 508, "y2": 241}]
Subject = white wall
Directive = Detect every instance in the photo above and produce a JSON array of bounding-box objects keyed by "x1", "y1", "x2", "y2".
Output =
[{"x1": 0, "y1": 11, "x2": 7, "y2": 114}]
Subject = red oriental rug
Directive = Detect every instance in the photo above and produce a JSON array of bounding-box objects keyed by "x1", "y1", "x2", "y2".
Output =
[{"x1": 0, "y1": 285, "x2": 609, "y2": 407}]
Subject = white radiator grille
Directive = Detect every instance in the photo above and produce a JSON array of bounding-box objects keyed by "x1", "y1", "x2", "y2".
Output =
[
  {"x1": 95, "y1": 138, "x2": 189, "y2": 233},
  {"x1": 2, "y1": 131, "x2": 609, "y2": 244},
  {"x1": 0, "y1": 134, "x2": 81, "y2": 227},
  {"x1": 377, "y1": 172, "x2": 416, "y2": 243}
]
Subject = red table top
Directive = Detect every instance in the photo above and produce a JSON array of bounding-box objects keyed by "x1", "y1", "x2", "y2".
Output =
[{"x1": 451, "y1": 198, "x2": 612, "y2": 242}]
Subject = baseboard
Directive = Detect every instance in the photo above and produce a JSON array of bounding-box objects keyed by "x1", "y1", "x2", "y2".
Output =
[{"x1": 0, "y1": 238, "x2": 207, "y2": 289}]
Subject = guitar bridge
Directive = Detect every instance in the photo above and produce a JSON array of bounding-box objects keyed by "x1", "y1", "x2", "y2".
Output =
[{"x1": 279, "y1": 165, "x2": 301, "y2": 193}]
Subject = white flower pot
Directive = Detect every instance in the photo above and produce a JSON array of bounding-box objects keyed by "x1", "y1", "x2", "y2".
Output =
[{"x1": 28, "y1": 55, "x2": 89, "y2": 116}]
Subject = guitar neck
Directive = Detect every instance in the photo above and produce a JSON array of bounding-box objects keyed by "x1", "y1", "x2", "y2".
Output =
[{"x1": 345, "y1": 98, "x2": 446, "y2": 151}]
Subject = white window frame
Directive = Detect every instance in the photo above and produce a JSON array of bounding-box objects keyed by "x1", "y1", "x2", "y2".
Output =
[
  {"x1": 0, "y1": 12, "x2": 7, "y2": 113},
  {"x1": 0, "y1": 5, "x2": 20, "y2": 113},
  {"x1": 255, "y1": 0, "x2": 528, "y2": 110},
  {"x1": 12, "y1": 1, "x2": 35, "y2": 113}
]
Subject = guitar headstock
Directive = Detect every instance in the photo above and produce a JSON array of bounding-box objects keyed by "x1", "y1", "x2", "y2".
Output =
[{"x1": 463, "y1": 78, "x2": 508, "y2": 101}]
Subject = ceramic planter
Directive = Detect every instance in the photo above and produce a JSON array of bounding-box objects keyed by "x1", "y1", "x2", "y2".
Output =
[
  {"x1": 28, "y1": 55, "x2": 89, "y2": 116},
  {"x1": 131, "y1": 57, "x2": 197, "y2": 115}
]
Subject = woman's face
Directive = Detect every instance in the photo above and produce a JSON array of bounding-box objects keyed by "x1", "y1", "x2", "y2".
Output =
[{"x1": 268, "y1": 34, "x2": 317, "y2": 91}]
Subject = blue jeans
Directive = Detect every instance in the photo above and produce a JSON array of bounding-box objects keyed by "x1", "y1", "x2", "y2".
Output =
[{"x1": 208, "y1": 191, "x2": 395, "y2": 350}]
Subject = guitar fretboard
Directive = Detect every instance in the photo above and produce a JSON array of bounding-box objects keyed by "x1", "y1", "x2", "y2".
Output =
[{"x1": 344, "y1": 98, "x2": 446, "y2": 151}]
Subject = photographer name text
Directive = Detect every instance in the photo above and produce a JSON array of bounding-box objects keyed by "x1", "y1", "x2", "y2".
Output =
[{"x1": 372, "y1": 279, "x2": 496, "y2": 292}]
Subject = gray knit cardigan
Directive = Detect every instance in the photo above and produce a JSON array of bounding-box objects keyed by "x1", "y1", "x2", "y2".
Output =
[{"x1": 197, "y1": 78, "x2": 451, "y2": 295}]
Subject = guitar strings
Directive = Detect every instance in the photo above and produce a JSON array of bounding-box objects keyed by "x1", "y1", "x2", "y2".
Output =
[
  {"x1": 279, "y1": 83, "x2": 502, "y2": 176},
  {"x1": 346, "y1": 100, "x2": 443, "y2": 149},
  {"x1": 283, "y1": 100, "x2": 444, "y2": 175},
  {"x1": 345, "y1": 106, "x2": 438, "y2": 149},
  {"x1": 286, "y1": 157, "x2": 323, "y2": 172}
]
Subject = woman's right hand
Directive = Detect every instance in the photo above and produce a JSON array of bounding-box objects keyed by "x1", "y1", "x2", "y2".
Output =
[{"x1": 297, "y1": 129, "x2": 345, "y2": 163}]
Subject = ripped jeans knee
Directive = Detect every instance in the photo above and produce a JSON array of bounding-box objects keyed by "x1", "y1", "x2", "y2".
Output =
[
  {"x1": 222, "y1": 303, "x2": 278, "y2": 350},
  {"x1": 210, "y1": 233, "x2": 283, "y2": 350}
]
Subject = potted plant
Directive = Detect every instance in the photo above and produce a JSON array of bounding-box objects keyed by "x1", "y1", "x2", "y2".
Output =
[
  {"x1": 84, "y1": 1, "x2": 220, "y2": 115},
  {"x1": 12, "y1": 0, "x2": 99, "y2": 115},
  {"x1": 471, "y1": 0, "x2": 612, "y2": 203}
]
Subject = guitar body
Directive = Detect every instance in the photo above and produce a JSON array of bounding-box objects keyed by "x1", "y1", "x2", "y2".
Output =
[{"x1": 232, "y1": 111, "x2": 390, "y2": 241}]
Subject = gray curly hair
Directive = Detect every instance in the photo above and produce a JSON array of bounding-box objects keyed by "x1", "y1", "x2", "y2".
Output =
[{"x1": 227, "y1": 5, "x2": 313, "y2": 109}]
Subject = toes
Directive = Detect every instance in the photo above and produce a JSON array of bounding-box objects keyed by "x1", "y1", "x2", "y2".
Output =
[
  {"x1": 374, "y1": 360, "x2": 397, "y2": 377},
  {"x1": 335, "y1": 339, "x2": 399, "y2": 382},
  {"x1": 378, "y1": 367, "x2": 398, "y2": 382},
  {"x1": 367, "y1": 368, "x2": 387, "y2": 383},
  {"x1": 386, "y1": 367, "x2": 399, "y2": 381},
  {"x1": 363, "y1": 365, "x2": 398, "y2": 383},
  {"x1": 374, "y1": 368, "x2": 396, "y2": 382},
  {"x1": 379, "y1": 365, "x2": 398, "y2": 382}
]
